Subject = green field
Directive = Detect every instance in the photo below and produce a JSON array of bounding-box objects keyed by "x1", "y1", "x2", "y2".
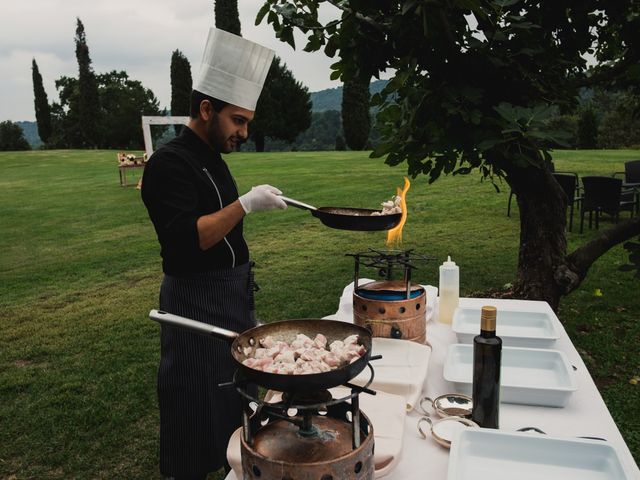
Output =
[{"x1": 1, "y1": 148, "x2": 638, "y2": 478}]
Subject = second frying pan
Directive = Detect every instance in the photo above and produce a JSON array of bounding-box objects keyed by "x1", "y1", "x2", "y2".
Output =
[{"x1": 280, "y1": 196, "x2": 402, "y2": 231}]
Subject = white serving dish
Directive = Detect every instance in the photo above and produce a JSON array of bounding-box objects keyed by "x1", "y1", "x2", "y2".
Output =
[
  {"x1": 452, "y1": 306, "x2": 559, "y2": 348},
  {"x1": 443, "y1": 344, "x2": 577, "y2": 407},
  {"x1": 448, "y1": 429, "x2": 633, "y2": 480}
]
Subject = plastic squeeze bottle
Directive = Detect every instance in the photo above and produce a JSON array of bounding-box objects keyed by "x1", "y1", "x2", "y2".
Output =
[{"x1": 438, "y1": 256, "x2": 459, "y2": 324}]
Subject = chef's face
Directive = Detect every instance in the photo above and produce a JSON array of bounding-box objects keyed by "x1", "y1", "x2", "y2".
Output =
[{"x1": 205, "y1": 103, "x2": 254, "y2": 153}]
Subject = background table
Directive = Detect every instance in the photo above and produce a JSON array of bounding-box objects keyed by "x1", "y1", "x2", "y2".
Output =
[{"x1": 225, "y1": 295, "x2": 640, "y2": 479}]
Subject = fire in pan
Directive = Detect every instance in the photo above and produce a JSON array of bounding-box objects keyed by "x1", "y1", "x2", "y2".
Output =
[{"x1": 279, "y1": 196, "x2": 402, "y2": 231}]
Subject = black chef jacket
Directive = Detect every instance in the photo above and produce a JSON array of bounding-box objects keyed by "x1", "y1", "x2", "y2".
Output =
[{"x1": 141, "y1": 127, "x2": 249, "y2": 275}]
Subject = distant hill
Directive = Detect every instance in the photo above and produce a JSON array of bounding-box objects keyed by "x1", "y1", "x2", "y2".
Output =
[
  {"x1": 310, "y1": 79, "x2": 388, "y2": 112},
  {"x1": 17, "y1": 79, "x2": 389, "y2": 150},
  {"x1": 17, "y1": 121, "x2": 42, "y2": 149}
]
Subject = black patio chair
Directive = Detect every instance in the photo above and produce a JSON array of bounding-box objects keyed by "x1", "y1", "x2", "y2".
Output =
[
  {"x1": 553, "y1": 172, "x2": 581, "y2": 232},
  {"x1": 579, "y1": 176, "x2": 636, "y2": 233},
  {"x1": 613, "y1": 160, "x2": 640, "y2": 214},
  {"x1": 507, "y1": 172, "x2": 581, "y2": 232}
]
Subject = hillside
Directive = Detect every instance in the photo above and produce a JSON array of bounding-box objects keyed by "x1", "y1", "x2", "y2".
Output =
[
  {"x1": 17, "y1": 121, "x2": 42, "y2": 149},
  {"x1": 309, "y1": 79, "x2": 388, "y2": 111}
]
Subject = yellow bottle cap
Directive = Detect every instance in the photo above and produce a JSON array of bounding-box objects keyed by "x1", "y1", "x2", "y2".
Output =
[{"x1": 480, "y1": 306, "x2": 497, "y2": 331}]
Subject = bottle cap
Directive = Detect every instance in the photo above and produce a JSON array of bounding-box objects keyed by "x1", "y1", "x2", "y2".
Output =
[
  {"x1": 480, "y1": 306, "x2": 497, "y2": 331},
  {"x1": 441, "y1": 255, "x2": 457, "y2": 268}
]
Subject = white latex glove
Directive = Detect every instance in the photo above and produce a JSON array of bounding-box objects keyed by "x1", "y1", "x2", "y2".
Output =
[{"x1": 239, "y1": 184, "x2": 287, "y2": 214}]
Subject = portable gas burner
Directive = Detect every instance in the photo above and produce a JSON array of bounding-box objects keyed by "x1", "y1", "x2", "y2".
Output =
[
  {"x1": 347, "y1": 248, "x2": 432, "y2": 344},
  {"x1": 234, "y1": 365, "x2": 377, "y2": 480}
]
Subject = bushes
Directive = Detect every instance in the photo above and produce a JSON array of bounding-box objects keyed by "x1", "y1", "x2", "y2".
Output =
[{"x1": 0, "y1": 121, "x2": 31, "y2": 151}]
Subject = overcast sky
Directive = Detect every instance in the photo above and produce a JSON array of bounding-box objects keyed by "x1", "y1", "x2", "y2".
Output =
[{"x1": 0, "y1": 0, "x2": 346, "y2": 122}]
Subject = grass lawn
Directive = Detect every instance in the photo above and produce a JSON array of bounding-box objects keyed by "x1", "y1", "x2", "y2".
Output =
[{"x1": 1, "y1": 148, "x2": 638, "y2": 478}]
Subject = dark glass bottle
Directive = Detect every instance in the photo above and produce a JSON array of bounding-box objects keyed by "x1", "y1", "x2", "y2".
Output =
[{"x1": 471, "y1": 306, "x2": 502, "y2": 428}]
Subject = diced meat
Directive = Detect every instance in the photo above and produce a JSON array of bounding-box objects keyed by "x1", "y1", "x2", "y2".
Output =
[
  {"x1": 254, "y1": 348, "x2": 268, "y2": 359},
  {"x1": 274, "y1": 350, "x2": 295, "y2": 364},
  {"x1": 313, "y1": 333, "x2": 327, "y2": 349},
  {"x1": 343, "y1": 335, "x2": 359, "y2": 345},
  {"x1": 244, "y1": 332, "x2": 363, "y2": 375},
  {"x1": 260, "y1": 336, "x2": 276, "y2": 348}
]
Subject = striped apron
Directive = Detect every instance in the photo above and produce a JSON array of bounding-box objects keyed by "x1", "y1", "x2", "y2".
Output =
[{"x1": 157, "y1": 262, "x2": 256, "y2": 476}]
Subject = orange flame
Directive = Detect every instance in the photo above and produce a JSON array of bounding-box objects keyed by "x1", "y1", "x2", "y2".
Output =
[{"x1": 386, "y1": 176, "x2": 410, "y2": 247}]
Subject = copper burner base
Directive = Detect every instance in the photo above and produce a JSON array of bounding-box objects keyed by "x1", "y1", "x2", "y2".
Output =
[
  {"x1": 252, "y1": 416, "x2": 354, "y2": 462},
  {"x1": 241, "y1": 411, "x2": 375, "y2": 480},
  {"x1": 354, "y1": 281, "x2": 427, "y2": 344}
]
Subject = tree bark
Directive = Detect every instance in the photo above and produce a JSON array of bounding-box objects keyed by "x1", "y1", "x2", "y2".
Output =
[
  {"x1": 506, "y1": 163, "x2": 640, "y2": 312},
  {"x1": 507, "y1": 165, "x2": 568, "y2": 311},
  {"x1": 559, "y1": 216, "x2": 640, "y2": 294}
]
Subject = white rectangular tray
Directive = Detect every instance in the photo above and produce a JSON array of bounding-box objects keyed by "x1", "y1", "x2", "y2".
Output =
[
  {"x1": 448, "y1": 429, "x2": 633, "y2": 480},
  {"x1": 452, "y1": 306, "x2": 559, "y2": 348},
  {"x1": 443, "y1": 344, "x2": 577, "y2": 407}
]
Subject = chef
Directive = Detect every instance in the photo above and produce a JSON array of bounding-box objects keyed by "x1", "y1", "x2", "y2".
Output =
[{"x1": 141, "y1": 28, "x2": 286, "y2": 480}]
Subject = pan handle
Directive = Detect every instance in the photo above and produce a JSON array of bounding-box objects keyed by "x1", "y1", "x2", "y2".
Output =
[
  {"x1": 149, "y1": 309, "x2": 239, "y2": 341},
  {"x1": 279, "y1": 195, "x2": 317, "y2": 211}
]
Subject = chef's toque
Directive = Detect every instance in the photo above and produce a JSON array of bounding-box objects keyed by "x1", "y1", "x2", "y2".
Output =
[{"x1": 193, "y1": 28, "x2": 275, "y2": 111}]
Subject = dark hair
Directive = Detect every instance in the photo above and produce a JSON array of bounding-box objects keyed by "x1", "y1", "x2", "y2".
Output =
[{"x1": 189, "y1": 90, "x2": 229, "y2": 118}]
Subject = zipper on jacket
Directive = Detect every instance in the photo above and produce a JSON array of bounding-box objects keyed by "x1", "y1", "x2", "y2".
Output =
[{"x1": 202, "y1": 167, "x2": 236, "y2": 268}]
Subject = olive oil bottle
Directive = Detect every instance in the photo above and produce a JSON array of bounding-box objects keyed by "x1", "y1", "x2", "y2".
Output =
[{"x1": 471, "y1": 306, "x2": 502, "y2": 428}]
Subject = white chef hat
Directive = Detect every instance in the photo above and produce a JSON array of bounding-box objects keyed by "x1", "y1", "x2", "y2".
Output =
[{"x1": 193, "y1": 28, "x2": 275, "y2": 111}]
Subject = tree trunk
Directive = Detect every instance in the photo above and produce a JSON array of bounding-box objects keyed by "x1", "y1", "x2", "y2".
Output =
[
  {"x1": 506, "y1": 164, "x2": 568, "y2": 311},
  {"x1": 505, "y1": 163, "x2": 640, "y2": 312}
]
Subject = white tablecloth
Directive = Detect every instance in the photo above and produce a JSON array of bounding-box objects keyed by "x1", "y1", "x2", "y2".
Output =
[{"x1": 225, "y1": 291, "x2": 640, "y2": 479}]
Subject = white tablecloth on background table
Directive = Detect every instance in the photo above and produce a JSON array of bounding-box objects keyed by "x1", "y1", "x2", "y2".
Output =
[{"x1": 225, "y1": 286, "x2": 640, "y2": 479}]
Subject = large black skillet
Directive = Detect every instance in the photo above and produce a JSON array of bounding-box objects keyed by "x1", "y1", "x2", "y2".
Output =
[
  {"x1": 280, "y1": 196, "x2": 402, "y2": 231},
  {"x1": 149, "y1": 309, "x2": 373, "y2": 393}
]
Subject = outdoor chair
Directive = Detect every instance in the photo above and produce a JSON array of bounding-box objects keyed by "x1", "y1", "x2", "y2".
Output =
[
  {"x1": 579, "y1": 176, "x2": 636, "y2": 233},
  {"x1": 613, "y1": 159, "x2": 640, "y2": 215},
  {"x1": 507, "y1": 172, "x2": 581, "y2": 232},
  {"x1": 552, "y1": 172, "x2": 581, "y2": 232}
]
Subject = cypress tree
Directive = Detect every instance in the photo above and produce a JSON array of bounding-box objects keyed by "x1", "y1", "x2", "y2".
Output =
[
  {"x1": 577, "y1": 103, "x2": 598, "y2": 149},
  {"x1": 214, "y1": 0, "x2": 241, "y2": 35},
  {"x1": 342, "y1": 77, "x2": 371, "y2": 150},
  {"x1": 31, "y1": 59, "x2": 52, "y2": 144},
  {"x1": 75, "y1": 18, "x2": 101, "y2": 148},
  {"x1": 170, "y1": 50, "x2": 192, "y2": 134}
]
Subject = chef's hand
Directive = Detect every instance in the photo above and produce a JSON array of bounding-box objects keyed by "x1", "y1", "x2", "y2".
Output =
[{"x1": 239, "y1": 185, "x2": 287, "y2": 214}]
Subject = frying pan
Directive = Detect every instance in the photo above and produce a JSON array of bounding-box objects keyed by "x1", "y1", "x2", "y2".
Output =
[
  {"x1": 149, "y1": 309, "x2": 373, "y2": 392},
  {"x1": 280, "y1": 196, "x2": 402, "y2": 231}
]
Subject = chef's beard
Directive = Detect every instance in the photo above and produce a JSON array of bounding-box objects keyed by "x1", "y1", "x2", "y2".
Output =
[{"x1": 206, "y1": 114, "x2": 245, "y2": 153}]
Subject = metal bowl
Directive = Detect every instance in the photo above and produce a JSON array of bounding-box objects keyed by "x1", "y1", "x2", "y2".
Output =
[
  {"x1": 418, "y1": 416, "x2": 479, "y2": 448},
  {"x1": 418, "y1": 394, "x2": 473, "y2": 419}
]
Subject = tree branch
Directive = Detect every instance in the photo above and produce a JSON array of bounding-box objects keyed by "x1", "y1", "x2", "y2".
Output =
[
  {"x1": 325, "y1": 0, "x2": 389, "y2": 32},
  {"x1": 570, "y1": 57, "x2": 634, "y2": 89},
  {"x1": 557, "y1": 215, "x2": 640, "y2": 294}
]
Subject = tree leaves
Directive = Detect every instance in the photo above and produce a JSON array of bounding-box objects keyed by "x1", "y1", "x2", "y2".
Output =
[{"x1": 259, "y1": 0, "x2": 637, "y2": 185}]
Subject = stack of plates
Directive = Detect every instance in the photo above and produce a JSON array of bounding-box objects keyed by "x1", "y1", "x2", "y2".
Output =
[
  {"x1": 452, "y1": 307, "x2": 560, "y2": 348},
  {"x1": 445, "y1": 305, "x2": 576, "y2": 407}
]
